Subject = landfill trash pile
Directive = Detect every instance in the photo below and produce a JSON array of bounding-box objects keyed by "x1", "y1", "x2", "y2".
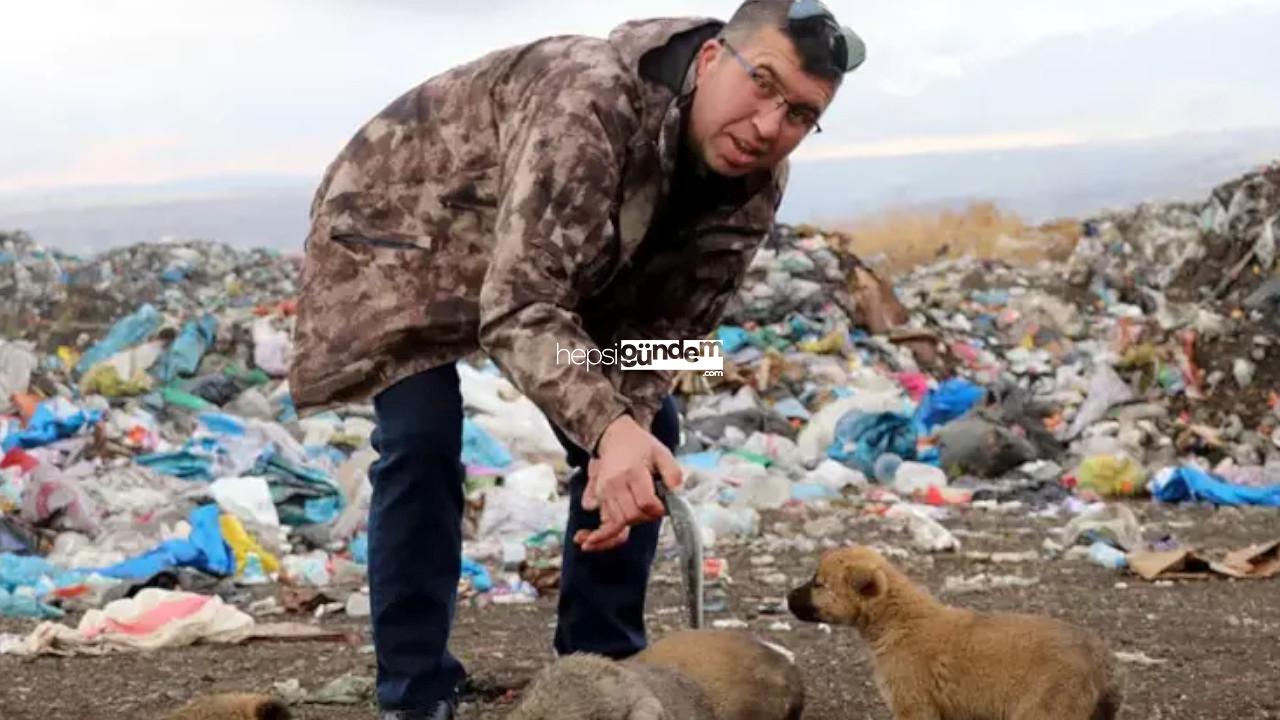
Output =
[
  {"x1": 1, "y1": 231, "x2": 299, "y2": 350},
  {"x1": 1, "y1": 162, "x2": 1279, "y2": 643}
]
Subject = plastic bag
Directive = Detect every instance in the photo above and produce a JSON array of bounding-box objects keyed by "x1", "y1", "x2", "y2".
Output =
[
  {"x1": 796, "y1": 392, "x2": 909, "y2": 466},
  {"x1": 1151, "y1": 466, "x2": 1280, "y2": 507},
  {"x1": 210, "y1": 476, "x2": 281, "y2": 531},
  {"x1": 0, "y1": 340, "x2": 39, "y2": 402},
  {"x1": 716, "y1": 325, "x2": 751, "y2": 353},
  {"x1": 463, "y1": 417, "x2": 514, "y2": 470},
  {"x1": 740, "y1": 432, "x2": 803, "y2": 470},
  {"x1": 154, "y1": 314, "x2": 217, "y2": 383},
  {"x1": 96, "y1": 504, "x2": 234, "y2": 580},
  {"x1": 827, "y1": 411, "x2": 917, "y2": 476},
  {"x1": 477, "y1": 486, "x2": 567, "y2": 541},
  {"x1": 251, "y1": 318, "x2": 292, "y2": 377},
  {"x1": 281, "y1": 550, "x2": 332, "y2": 587},
  {"x1": 732, "y1": 469, "x2": 792, "y2": 510},
  {"x1": 2, "y1": 398, "x2": 103, "y2": 453},
  {"x1": 0, "y1": 585, "x2": 63, "y2": 619},
  {"x1": 696, "y1": 503, "x2": 760, "y2": 543},
  {"x1": 914, "y1": 378, "x2": 985, "y2": 433},
  {"x1": 461, "y1": 557, "x2": 493, "y2": 593},
  {"x1": 502, "y1": 464, "x2": 558, "y2": 501},
  {"x1": 73, "y1": 303, "x2": 162, "y2": 377},
  {"x1": 1074, "y1": 455, "x2": 1146, "y2": 497},
  {"x1": 804, "y1": 459, "x2": 868, "y2": 492},
  {"x1": 892, "y1": 462, "x2": 948, "y2": 496},
  {"x1": 219, "y1": 514, "x2": 280, "y2": 578},
  {"x1": 1059, "y1": 503, "x2": 1142, "y2": 552},
  {"x1": 20, "y1": 464, "x2": 102, "y2": 536},
  {"x1": 885, "y1": 504, "x2": 959, "y2": 552},
  {"x1": 1065, "y1": 364, "x2": 1135, "y2": 440}
]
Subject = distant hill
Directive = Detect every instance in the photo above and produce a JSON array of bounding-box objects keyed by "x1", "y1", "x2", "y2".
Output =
[
  {"x1": 1, "y1": 126, "x2": 1277, "y2": 254},
  {"x1": 779, "y1": 126, "x2": 1280, "y2": 225}
]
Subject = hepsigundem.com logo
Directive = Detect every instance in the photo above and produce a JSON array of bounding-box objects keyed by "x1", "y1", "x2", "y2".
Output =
[{"x1": 556, "y1": 339, "x2": 724, "y2": 375}]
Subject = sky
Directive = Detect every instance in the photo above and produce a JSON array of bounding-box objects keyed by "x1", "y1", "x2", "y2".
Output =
[{"x1": 3, "y1": 0, "x2": 1280, "y2": 195}]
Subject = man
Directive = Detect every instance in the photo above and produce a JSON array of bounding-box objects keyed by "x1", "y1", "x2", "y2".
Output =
[{"x1": 289, "y1": 1, "x2": 864, "y2": 718}]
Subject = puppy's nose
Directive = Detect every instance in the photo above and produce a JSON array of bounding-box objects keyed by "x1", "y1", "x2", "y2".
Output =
[{"x1": 786, "y1": 585, "x2": 815, "y2": 620}]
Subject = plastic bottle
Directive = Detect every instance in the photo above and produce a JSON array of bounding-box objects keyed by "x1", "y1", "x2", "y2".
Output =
[
  {"x1": 1088, "y1": 542, "x2": 1128, "y2": 569},
  {"x1": 873, "y1": 453, "x2": 904, "y2": 483}
]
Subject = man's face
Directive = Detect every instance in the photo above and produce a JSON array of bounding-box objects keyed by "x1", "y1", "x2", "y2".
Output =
[{"x1": 688, "y1": 26, "x2": 838, "y2": 177}]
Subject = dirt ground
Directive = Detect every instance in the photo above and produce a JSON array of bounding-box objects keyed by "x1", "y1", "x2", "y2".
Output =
[{"x1": 2, "y1": 500, "x2": 1278, "y2": 720}]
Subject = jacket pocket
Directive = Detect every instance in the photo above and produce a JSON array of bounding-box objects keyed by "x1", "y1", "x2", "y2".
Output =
[{"x1": 331, "y1": 233, "x2": 429, "y2": 251}]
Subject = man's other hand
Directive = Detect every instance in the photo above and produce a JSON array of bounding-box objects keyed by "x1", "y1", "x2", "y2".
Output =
[{"x1": 573, "y1": 414, "x2": 683, "y2": 552}]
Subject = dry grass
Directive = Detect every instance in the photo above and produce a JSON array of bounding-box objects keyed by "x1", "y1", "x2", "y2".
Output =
[{"x1": 801, "y1": 201, "x2": 1082, "y2": 277}]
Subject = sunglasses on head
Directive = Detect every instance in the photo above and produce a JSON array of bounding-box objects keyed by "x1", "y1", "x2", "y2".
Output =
[{"x1": 787, "y1": 0, "x2": 866, "y2": 73}]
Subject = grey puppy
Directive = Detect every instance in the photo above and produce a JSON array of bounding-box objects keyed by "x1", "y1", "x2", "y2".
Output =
[{"x1": 506, "y1": 630, "x2": 804, "y2": 720}]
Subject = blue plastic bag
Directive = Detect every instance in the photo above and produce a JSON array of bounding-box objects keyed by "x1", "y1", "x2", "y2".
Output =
[
  {"x1": 462, "y1": 557, "x2": 493, "y2": 593},
  {"x1": 1, "y1": 399, "x2": 102, "y2": 452},
  {"x1": 1151, "y1": 466, "x2": 1280, "y2": 507},
  {"x1": 278, "y1": 394, "x2": 299, "y2": 423},
  {"x1": 828, "y1": 411, "x2": 917, "y2": 476},
  {"x1": 678, "y1": 450, "x2": 723, "y2": 471},
  {"x1": 0, "y1": 586, "x2": 64, "y2": 619},
  {"x1": 154, "y1": 314, "x2": 217, "y2": 382},
  {"x1": 717, "y1": 325, "x2": 751, "y2": 354},
  {"x1": 96, "y1": 504, "x2": 234, "y2": 580},
  {"x1": 350, "y1": 532, "x2": 369, "y2": 565},
  {"x1": 1, "y1": 553, "x2": 84, "y2": 593},
  {"x1": 135, "y1": 449, "x2": 215, "y2": 481},
  {"x1": 791, "y1": 483, "x2": 838, "y2": 502},
  {"x1": 914, "y1": 378, "x2": 985, "y2": 434},
  {"x1": 463, "y1": 417, "x2": 514, "y2": 469},
  {"x1": 773, "y1": 397, "x2": 812, "y2": 421},
  {"x1": 74, "y1": 303, "x2": 163, "y2": 376}
]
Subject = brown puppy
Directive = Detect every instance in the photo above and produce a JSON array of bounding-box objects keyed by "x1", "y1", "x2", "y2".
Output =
[
  {"x1": 634, "y1": 629, "x2": 804, "y2": 720},
  {"x1": 508, "y1": 629, "x2": 804, "y2": 720},
  {"x1": 158, "y1": 693, "x2": 290, "y2": 720},
  {"x1": 788, "y1": 546, "x2": 1121, "y2": 720}
]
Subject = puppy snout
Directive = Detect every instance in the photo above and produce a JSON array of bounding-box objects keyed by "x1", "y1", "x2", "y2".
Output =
[{"x1": 787, "y1": 584, "x2": 819, "y2": 622}]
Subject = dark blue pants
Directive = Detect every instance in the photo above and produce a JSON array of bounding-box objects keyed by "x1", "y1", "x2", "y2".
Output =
[{"x1": 367, "y1": 362, "x2": 678, "y2": 710}]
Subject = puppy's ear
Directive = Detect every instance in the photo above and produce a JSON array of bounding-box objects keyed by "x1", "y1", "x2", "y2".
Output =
[{"x1": 850, "y1": 567, "x2": 887, "y2": 599}]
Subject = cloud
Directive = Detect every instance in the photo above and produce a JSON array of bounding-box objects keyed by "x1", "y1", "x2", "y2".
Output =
[{"x1": 3, "y1": 0, "x2": 1280, "y2": 191}]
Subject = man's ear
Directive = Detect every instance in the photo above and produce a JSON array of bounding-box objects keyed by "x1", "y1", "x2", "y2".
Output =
[
  {"x1": 694, "y1": 38, "x2": 722, "y2": 81},
  {"x1": 850, "y1": 567, "x2": 887, "y2": 599}
]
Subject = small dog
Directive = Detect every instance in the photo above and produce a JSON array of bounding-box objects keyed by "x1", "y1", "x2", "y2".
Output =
[
  {"x1": 508, "y1": 629, "x2": 804, "y2": 720},
  {"x1": 788, "y1": 546, "x2": 1121, "y2": 720},
  {"x1": 158, "y1": 693, "x2": 290, "y2": 720}
]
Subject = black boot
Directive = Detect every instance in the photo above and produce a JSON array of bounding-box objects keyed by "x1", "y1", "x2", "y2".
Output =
[{"x1": 379, "y1": 698, "x2": 455, "y2": 720}]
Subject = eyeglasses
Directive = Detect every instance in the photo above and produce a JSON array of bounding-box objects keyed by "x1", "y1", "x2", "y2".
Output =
[
  {"x1": 787, "y1": 0, "x2": 866, "y2": 73},
  {"x1": 721, "y1": 39, "x2": 824, "y2": 135}
]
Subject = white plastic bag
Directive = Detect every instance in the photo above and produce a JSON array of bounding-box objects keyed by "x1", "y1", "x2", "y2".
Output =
[
  {"x1": 210, "y1": 476, "x2": 280, "y2": 531},
  {"x1": 251, "y1": 318, "x2": 292, "y2": 377},
  {"x1": 477, "y1": 486, "x2": 567, "y2": 541}
]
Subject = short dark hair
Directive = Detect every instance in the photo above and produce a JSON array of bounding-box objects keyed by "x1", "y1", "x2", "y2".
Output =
[{"x1": 720, "y1": 0, "x2": 843, "y2": 85}]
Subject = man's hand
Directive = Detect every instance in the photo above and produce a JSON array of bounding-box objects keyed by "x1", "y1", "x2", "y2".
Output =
[{"x1": 573, "y1": 414, "x2": 683, "y2": 552}]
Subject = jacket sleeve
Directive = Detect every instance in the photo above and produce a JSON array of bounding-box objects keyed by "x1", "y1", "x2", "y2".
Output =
[{"x1": 477, "y1": 72, "x2": 641, "y2": 454}]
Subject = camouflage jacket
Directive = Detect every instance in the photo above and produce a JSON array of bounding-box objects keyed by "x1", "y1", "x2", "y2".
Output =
[{"x1": 290, "y1": 17, "x2": 788, "y2": 453}]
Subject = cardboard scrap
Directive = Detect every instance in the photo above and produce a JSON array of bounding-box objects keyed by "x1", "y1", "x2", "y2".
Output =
[
  {"x1": 1216, "y1": 539, "x2": 1280, "y2": 579},
  {"x1": 1127, "y1": 549, "x2": 1215, "y2": 581},
  {"x1": 1127, "y1": 539, "x2": 1280, "y2": 581}
]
